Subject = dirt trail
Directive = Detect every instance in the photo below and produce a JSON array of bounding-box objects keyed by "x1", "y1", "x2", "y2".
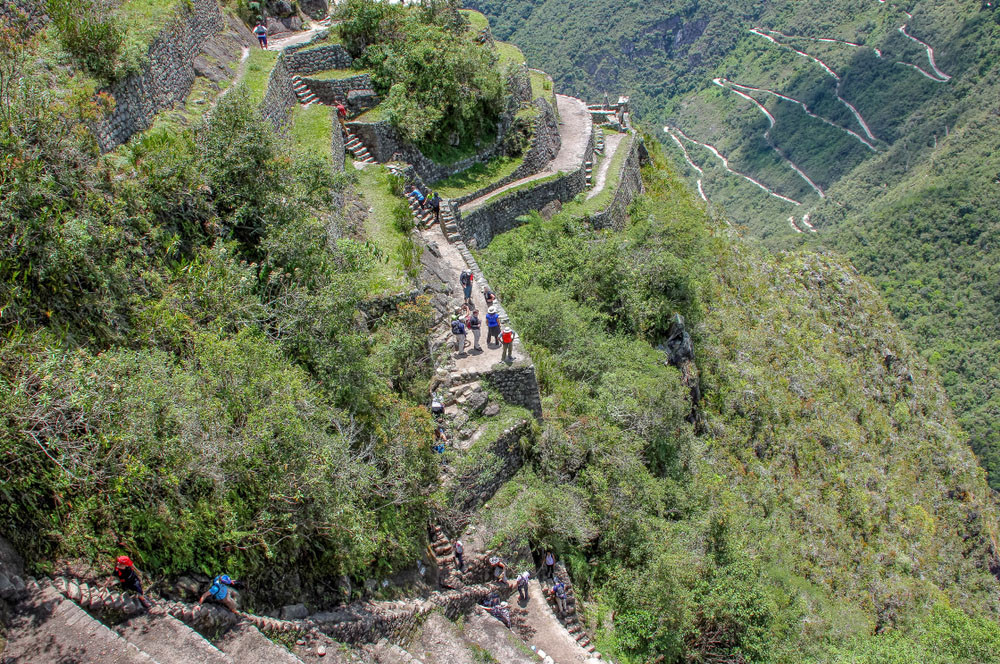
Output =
[
  {"x1": 216, "y1": 46, "x2": 250, "y2": 104},
  {"x1": 461, "y1": 95, "x2": 592, "y2": 213},
  {"x1": 521, "y1": 580, "x2": 593, "y2": 664},
  {"x1": 267, "y1": 25, "x2": 328, "y2": 51},
  {"x1": 713, "y1": 78, "x2": 826, "y2": 198},
  {"x1": 585, "y1": 133, "x2": 624, "y2": 200},
  {"x1": 666, "y1": 125, "x2": 802, "y2": 206}
]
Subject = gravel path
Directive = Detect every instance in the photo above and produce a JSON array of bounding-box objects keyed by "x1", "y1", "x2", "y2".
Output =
[
  {"x1": 461, "y1": 94, "x2": 592, "y2": 214},
  {"x1": 585, "y1": 132, "x2": 624, "y2": 200}
]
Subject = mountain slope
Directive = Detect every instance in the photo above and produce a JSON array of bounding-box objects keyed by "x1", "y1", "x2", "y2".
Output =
[{"x1": 467, "y1": 0, "x2": 1000, "y2": 488}]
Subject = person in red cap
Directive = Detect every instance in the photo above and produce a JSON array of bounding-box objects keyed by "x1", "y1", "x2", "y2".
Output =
[{"x1": 111, "y1": 555, "x2": 152, "y2": 608}]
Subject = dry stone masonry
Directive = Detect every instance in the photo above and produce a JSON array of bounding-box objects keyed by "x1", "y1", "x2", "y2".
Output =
[
  {"x1": 94, "y1": 0, "x2": 229, "y2": 151},
  {"x1": 587, "y1": 133, "x2": 650, "y2": 231},
  {"x1": 286, "y1": 43, "x2": 354, "y2": 73}
]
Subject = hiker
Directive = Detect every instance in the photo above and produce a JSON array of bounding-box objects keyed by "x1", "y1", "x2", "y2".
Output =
[
  {"x1": 551, "y1": 576, "x2": 568, "y2": 616},
  {"x1": 544, "y1": 551, "x2": 555, "y2": 579},
  {"x1": 451, "y1": 316, "x2": 467, "y2": 353},
  {"x1": 253, "y1": 22, "x2": 268, "y2": 49},
  {"x1": 477, "y1": 599, "x2": 511, "y2": 628},
  {"x1": 490, "y1": 555, "x2": 507, "y2": 583},
  {"x1": 111, "y1": 556, "x2": 152, "y2": 609},
  {"x1": 431, "y1": 394, "x2": 445, "y2": 416},
  {"x1": 500, "y1": 326, "x2": 515, "y2": 361},
  {"x1": 468, "y1": 309, "x2": 482, "y2": 352},
  {"x1": 427, "y1": 192, "x2": 442, "y2": 225},
  {"x1": 454, "y1": 539, "x2": 464, "y2": 571},
  {"x1": 516, "y1": 570, "x2": 530, "y2": 601},
  {"x1": 482, "y1": 286, "x2": 497, "y2": 308},
  {"x1": 410, "y1": 186, "x2": 427, "y2": 209},
  {"x1": 433, "y1": 425, "x2": 447, "y2": 453},
  {"x1": 335, "y1": 102, "x2": 348, "y2": 128},
  {"x1": 199, "y1": 574, "x2": 238, "y2": 612},
  {"x1": 485, "y1": 306, "x2": 501, "y2": 347},
  {"x1": 459, "y1": 270, "x2": 474, "y2": 306}
]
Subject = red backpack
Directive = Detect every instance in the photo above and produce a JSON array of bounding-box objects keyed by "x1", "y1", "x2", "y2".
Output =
[{"x1": 501, "y1": 330, "x2": 513, "y2": 344}]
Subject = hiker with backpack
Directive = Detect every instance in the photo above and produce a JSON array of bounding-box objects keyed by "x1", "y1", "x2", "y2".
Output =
[
  {"x1": 459, "y1": 270, "x2": 474, "y2": 306},
  {"x1": 451, "y1": 316, "x2": 467, "y2": 353},
  {"x1": 485, "y1": 306, "x2": 501, "y2": 347},
  {"x1": 336, "y1": 102, "x2": 348, "y2": 129},
  {"x1": 253, "y1": 22, "x2": 268, "y2": 49},
  {"x1": 199, "y1": 574, "x2": 239, "y2": 612},
  {"x1": 467, "y1": 309, "x2": 483, "y2": 352},
  {"x1": 454, "y1": 539, "x2": 464, "y2": 571},
  {"x1": 111, "y1": 556, "x2": 152, "y2": 609},
  {"x1": 551, "y1": 576, "x2": 568, "y2": 616},
  {"x1": 490, "y1": 555, "x2": 508, "y2": 583},
  {"x1": 500, "y1": 327, "x2": 515, "y2": 361},
  {"x1": 516, "y1": 570, "x2": 530, "y2": 602},
  {"x1": 544, "y1": 551, "x2": 555, "y2": 579},
  {"x1": 428, "y1": 192, "x2": 442, "y2": 225}
]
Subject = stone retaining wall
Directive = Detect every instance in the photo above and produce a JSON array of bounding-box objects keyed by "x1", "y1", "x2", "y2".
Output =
[
  {"x1": 94, "y1": 0, "x2": 227, "y2": 151},
  {"x1": 457, "y1": 167, "x2": 586, "y2": 249},
  {"x1": 0, "y1": 0, "x2": 46, "y2": 32},
  {"x1": 360, "y1": 287, "x2": 432, "y2": 320},
  {"x1": 331, "y1": 109, "x2": 346, "y2": 171},
  {"x1": 286, "y1": 43, "x2": 353, "y2": 74},
  {"x1": 302, "y1": 73, "x2": 378, "y2": 111},
  {"x1": 450, "y1": 419, "x2": 533, "y2": 514},
  {"x1": 588, "y1": 134, "x2": 648, "y2": 231},
  {"x1": 452, "y1": 97, "x2": 561, "y2": 208},
  {"x1": 259, "y1": 52, "x2": 297, "y2": 130}
]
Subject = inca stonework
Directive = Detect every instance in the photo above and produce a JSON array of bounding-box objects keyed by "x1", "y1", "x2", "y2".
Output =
[{"x1": 93, "y1": 0, "x2": 229, "y2": 151}]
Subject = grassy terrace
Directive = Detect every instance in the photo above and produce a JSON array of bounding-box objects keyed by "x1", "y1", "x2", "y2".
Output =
[
  {"x1": 356, "y1": 166, "x2": 413, "y2": 295},
  {"x1": 355, "y1": 104, "x2": 390, "y2": 123},
  {"x1": 431, "y1": 155, "x2": 525, "y2": 199},
  {"x1": 496, "y1": 41, "x2": 526, "y2": 66},
  {"x1": 460, "y1": 9, "x2": 490, "y2": 33},
  {"x1": 243, "y1": 48, "x2": 279, "y2": 105},
  {"x1": 290, "y1": 104, "x2": 334, "y2": 165},
  {"x1": 305, "y1": 68, "x2": 371, "y2": 81},
  {"x1": 529, "y1": 69, "x2": 557, "y2": 109},
  {"x1": 119, "y1": 0, "x2": 184, "y2": 52},
  {"x1": 562, "y1": 131, "x2": 633, "y2": 217}
]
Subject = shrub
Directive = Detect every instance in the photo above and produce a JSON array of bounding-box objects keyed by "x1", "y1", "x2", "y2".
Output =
[{"x1": 46, "y1": 0, "x2": 125, "y2": 83}]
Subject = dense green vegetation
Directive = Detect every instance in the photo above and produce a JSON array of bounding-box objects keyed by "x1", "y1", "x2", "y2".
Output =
[
  {"x1": 431, "y1": 154, "x2": 524, "y2": 199},
  {"x1": 475, "y1": 140, "x2": 1000, "y2": 663},
  {"x1": 0, "y1": 24, "x2": 436, "y2": 606},
  {"x1": 469, "y1": 0, "x2": 1000, "y2": 489},
  {"x1": 336, "y1": 0, "x2": 508, "y2": 157}
]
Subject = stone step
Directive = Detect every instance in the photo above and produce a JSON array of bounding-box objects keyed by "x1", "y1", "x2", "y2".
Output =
[
  {"x1": 446, "y1": 233, "x2": 461, "y2": 243},
  {"x1": 118, "y1": 611, "x2": 235, "y2": 664},
  {"x1": 215, "y1": 623, "x2": 305, "y2": 664},
  {"x1": 444, "y1": 223, "x2": 458, "y2": 233},
  {"x1": 3, "y1": 583, "x2": 158, "y2": 663}
]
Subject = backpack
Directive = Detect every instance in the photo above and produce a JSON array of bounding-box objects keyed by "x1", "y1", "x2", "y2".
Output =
[
  {"x1": 460, "y1": 271, "x2": 471, "y2": 287},
  {"x1": 545, "y1": 553, "x2": 554, "y2": 565},
  {"x1": 553, "y1": 582, "x2": 566, "y2": 598},
  {"x1": 451, "y1": 320, "x2": 465, "y2": 335},
  {"x1": 501, "y1": 331, "x2": 513, "y2": 344}
]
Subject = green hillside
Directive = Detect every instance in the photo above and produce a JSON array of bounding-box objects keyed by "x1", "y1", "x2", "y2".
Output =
[
  {"x1": 467, "y1": 0, "x2": 1000, "y2": 489},
  {"x1": 2, "y1": 0, "x2": 1000, "y2": 661}
]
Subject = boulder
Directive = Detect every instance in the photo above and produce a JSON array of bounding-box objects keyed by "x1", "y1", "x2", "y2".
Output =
[
  {"x1": 661, "y1": 313, "x2": 694, "y2": 366},
  {"x1": 280, "y1": 603, "x2": 310, "y2": 620},
  {"x1": 466, "y1": 390, "x2": 488, "y2": 414},
  {"x1": 483, "y1": 402, "x2": 501, "y2": 417}
]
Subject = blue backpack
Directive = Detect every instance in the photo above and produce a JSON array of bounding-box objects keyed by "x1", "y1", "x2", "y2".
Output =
[{"x1": 451, "y1": 320, "x2": 466, "y2": 335}]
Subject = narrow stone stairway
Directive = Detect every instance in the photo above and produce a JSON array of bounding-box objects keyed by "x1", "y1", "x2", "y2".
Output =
[
  {"x1": 543, "y1": 563, "x2": 606, "y2": 661},
  {"x1": 215, "y1": 623, "x2": 306, "y2": 664},
  {"x1": 292, "y1": 74, "x2": 318, "y2": 106},
  {"x1": 344, "y1": 128, "x2": 376, "y2": 164},
  {"x1": 115, "y1": 611, "x2": 235, "y2": 664}
]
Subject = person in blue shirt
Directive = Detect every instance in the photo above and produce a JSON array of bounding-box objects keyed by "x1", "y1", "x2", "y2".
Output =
[
  {"x1": 485, "y1": 306, "x2": 501, "y2": 347},
  {"x1": 199, "y1": 575, "x2": 238, "y2": 612}
]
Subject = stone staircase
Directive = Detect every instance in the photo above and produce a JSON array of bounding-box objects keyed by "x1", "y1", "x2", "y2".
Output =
[
  {"x1": 595, "y1": 130, "x2": 605, "y2": 156},
  {"x1": 344, "y1": 128, "x2": 376, "y2": 164},
  {"x1": 292, "y1": 74, "x2": 318, "y2": 106},
  {"x1": 585, "y1": 158, "x2": 594, "y2": 187},
  {"x1": 441, "y1": 203, "x2": 461, "y2": 243},
  {"x1": 544, "y1": 563, "x2": 608, "y2": 661}
]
